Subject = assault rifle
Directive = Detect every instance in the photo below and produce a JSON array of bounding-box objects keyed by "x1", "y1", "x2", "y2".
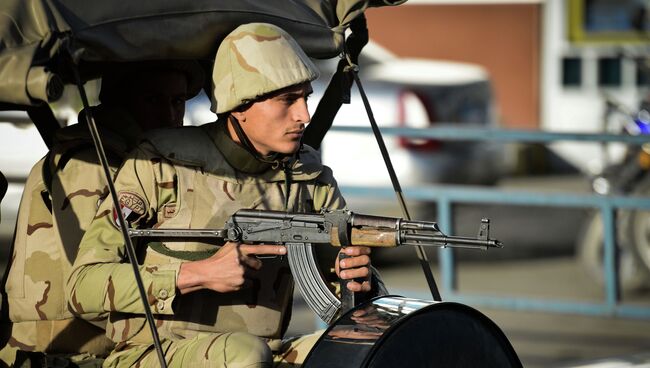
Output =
[{"x1": 128, "y1": 209, "x2": 502, "y2": 323}]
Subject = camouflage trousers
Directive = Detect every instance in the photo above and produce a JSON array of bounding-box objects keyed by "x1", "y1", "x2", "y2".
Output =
[
  {"x1": 103, "y1": 331, "x2": 323, "y2": 368},
  {"x1": 0, "y1": 320, "x2": 113, "y2": 368}
]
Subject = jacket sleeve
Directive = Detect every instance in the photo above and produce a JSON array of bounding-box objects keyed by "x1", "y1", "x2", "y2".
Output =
[{"x1": 66, "y1": 144, "x2": 181, "y2": 316}]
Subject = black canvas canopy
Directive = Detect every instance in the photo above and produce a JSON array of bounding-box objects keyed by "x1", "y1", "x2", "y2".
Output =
[{"x1": 0, "y1": 0, "x2": 405, "y2": 106}]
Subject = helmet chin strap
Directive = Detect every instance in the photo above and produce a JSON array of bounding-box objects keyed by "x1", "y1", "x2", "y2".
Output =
[
  {"x1": 227, "y1": 115, "x2": 295, "y2": 169},
  {"x1": 228, "y1": 114, "x2": 296, "y2": 210}
]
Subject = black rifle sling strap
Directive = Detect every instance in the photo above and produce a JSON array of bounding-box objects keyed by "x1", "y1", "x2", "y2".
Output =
[
  {"x1": 302, "y1": 15, "x2": 368, "y2": 150},
  {"x1": 320, "y1": 17, "x2": 441, "y2": 301},
  {"x1": 350, "y1": 68, "x2": 442, "y2": 301}
]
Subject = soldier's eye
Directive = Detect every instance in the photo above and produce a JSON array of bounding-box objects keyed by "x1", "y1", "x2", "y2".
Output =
[{"x1": 281, "y1": 97, "x2": 297, "y2": 106}]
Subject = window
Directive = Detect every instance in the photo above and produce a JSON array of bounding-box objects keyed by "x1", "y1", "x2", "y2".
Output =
[
  {"x1": 637, "y1": 58, "x2": 650, "y2": 86},
  {"x1": 562, "y1": 57, "x2": 582, "y2": 86},
  {"x1": 568, "y1": 0, "x2": 650, "y2": 43},
  {"x1": 598, "y1": 57, "x2": 622, "y2": 86}
]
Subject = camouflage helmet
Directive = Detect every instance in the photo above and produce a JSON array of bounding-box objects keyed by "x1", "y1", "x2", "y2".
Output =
[{"x1": 211, "y1": 23, "x2": 319, "y2": 114}]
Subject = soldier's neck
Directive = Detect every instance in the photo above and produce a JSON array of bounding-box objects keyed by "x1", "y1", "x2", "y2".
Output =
[{"x1": 211, "y1": 119, "x2": 274, "y2": 174}]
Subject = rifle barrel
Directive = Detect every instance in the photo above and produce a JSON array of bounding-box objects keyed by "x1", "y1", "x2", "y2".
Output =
[{"x1": 401, "y1": 233, "x2": 502, "y2": 249}]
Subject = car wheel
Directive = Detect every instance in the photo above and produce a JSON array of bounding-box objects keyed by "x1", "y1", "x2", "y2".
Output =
[
  {"x1": 620, "y1": 175, "x2": 650, "y2": 284},
  {"x1": 577, "y1": 211, "x2": 649, "y2": 293}
]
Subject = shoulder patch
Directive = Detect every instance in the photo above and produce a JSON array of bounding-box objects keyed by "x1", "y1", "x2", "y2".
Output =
[
  {"x1": 111, "y1": 191, "x2": 147, "y2": 228},
  {"x1": 119, "y1": 191, "x2": 146, "y2": 215}
]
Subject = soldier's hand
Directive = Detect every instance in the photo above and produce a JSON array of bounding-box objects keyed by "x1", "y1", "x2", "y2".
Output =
[
  {"x1": 335, "y1": 246, "x2": 372, "y2": 293},
  {"x1": 177, "y1": 241, "x2": 286, "y2": 294}
]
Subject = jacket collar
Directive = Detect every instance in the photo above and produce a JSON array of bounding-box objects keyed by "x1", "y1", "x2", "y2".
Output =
[{"x1": 207, "y1": 120, "x2": 274, "y2": 175}]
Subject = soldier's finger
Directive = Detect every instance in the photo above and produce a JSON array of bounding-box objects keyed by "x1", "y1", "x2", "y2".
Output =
[
  {"x1": 342, "y1": 246, "x2": 371, "y2": 256},
  {"x1": 217, "y1": 241, "x2": 240, "y2": 255},
  {"x1": 339, "y1": 266, "x2": 369, "y2": 280},
  {"x1": 339, "y1": 255, "x2": 370, "y2": 269},
  {"x1": 240, "y1": 244, "x2": 287, "y2": 256},
  {"x1": 360, "y1": 279, "x2": 372, "y2": 292},
  {"x1": 345, "y1": 280, "x2": 371, "y2": 292},
  {"x1": 346, "y1": 280, "x2": 372, "y2": 292}
]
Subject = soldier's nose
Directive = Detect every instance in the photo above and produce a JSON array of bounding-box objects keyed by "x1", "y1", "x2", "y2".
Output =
[{"x1": 293, "y1": 98, "x2": 310, "y2": 124}]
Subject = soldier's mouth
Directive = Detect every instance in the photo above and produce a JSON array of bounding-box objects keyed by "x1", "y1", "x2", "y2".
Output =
[{"x1": 286, "y1": 130, "x2": 304, "y2": 137}]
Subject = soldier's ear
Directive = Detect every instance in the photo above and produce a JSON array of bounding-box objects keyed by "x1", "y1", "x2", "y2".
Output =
[{"x1": 231, "y1": 110, "x2": 246, "y2": 123}]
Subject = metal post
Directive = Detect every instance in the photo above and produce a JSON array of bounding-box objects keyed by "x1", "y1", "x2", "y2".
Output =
[
  {"x1": 437, "y1": 197, "x2": 457, "y2": 294},
  {"x1": 601, "y1": 204, "x2": 621, "y2": 308}
]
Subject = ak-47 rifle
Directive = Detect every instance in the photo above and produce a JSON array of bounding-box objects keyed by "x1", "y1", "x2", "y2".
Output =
[{"x1": 128, "y1": 209, "x2": 502, "y2": 323}]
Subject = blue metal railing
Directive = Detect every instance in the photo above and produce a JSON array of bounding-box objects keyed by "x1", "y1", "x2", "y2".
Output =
[
  {"x1": 333, "y1": 125, "x2": 650, "y2": 144},
  {"x1": 332, "y1": 125, "x2": 650, "y2": 319}
]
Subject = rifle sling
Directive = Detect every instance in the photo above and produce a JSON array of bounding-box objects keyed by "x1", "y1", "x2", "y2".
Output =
[{"x1": 302, "y1": 15, "x2": 368, "y2": 150}]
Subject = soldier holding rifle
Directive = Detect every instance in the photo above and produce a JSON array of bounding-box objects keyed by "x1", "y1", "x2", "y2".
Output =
[{"x1": 67, "y1": 23, "x2": 379, "y2": 367}]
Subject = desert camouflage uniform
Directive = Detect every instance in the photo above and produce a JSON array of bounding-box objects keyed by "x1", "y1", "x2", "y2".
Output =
[
  {"x1": 0, "y1": 106, "x2": 143, "y2": 365},
  {"x1": 67, "y1": 121, "x2": 345, "y2": 367}
]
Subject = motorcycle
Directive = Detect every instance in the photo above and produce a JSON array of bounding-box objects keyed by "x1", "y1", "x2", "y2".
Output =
[{"x1": 578, "y1": 96, "x2": 650, "y2": 293}]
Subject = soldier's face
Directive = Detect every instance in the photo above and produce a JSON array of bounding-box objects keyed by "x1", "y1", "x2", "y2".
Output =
[
  {"x1": 126, "y1": 70, "x2": 189, "y2": 131},
  {"x1": 232, "y1": 83, "x2": 312, "y2": 156}
]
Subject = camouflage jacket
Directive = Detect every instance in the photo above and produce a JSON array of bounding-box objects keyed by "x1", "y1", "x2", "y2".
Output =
[
  {"x1": 67, "y1": 121, "x2": 345, "y2": 344},
  {"x1": 3, "y1": 105, "x2": 141, "y2": 354}
]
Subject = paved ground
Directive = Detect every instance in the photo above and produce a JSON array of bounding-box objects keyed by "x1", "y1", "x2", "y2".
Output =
[{"x1": 287, "y1": 256, "x2": 650, "y2": 367}]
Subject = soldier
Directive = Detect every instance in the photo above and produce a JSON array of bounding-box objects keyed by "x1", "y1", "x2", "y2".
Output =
[
  {"x1": 67, "y1": 23, "x2": 379, "y2": 367},
  {"x1": 0, "y1": 61, "x2": 204, "y2": 367}
]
